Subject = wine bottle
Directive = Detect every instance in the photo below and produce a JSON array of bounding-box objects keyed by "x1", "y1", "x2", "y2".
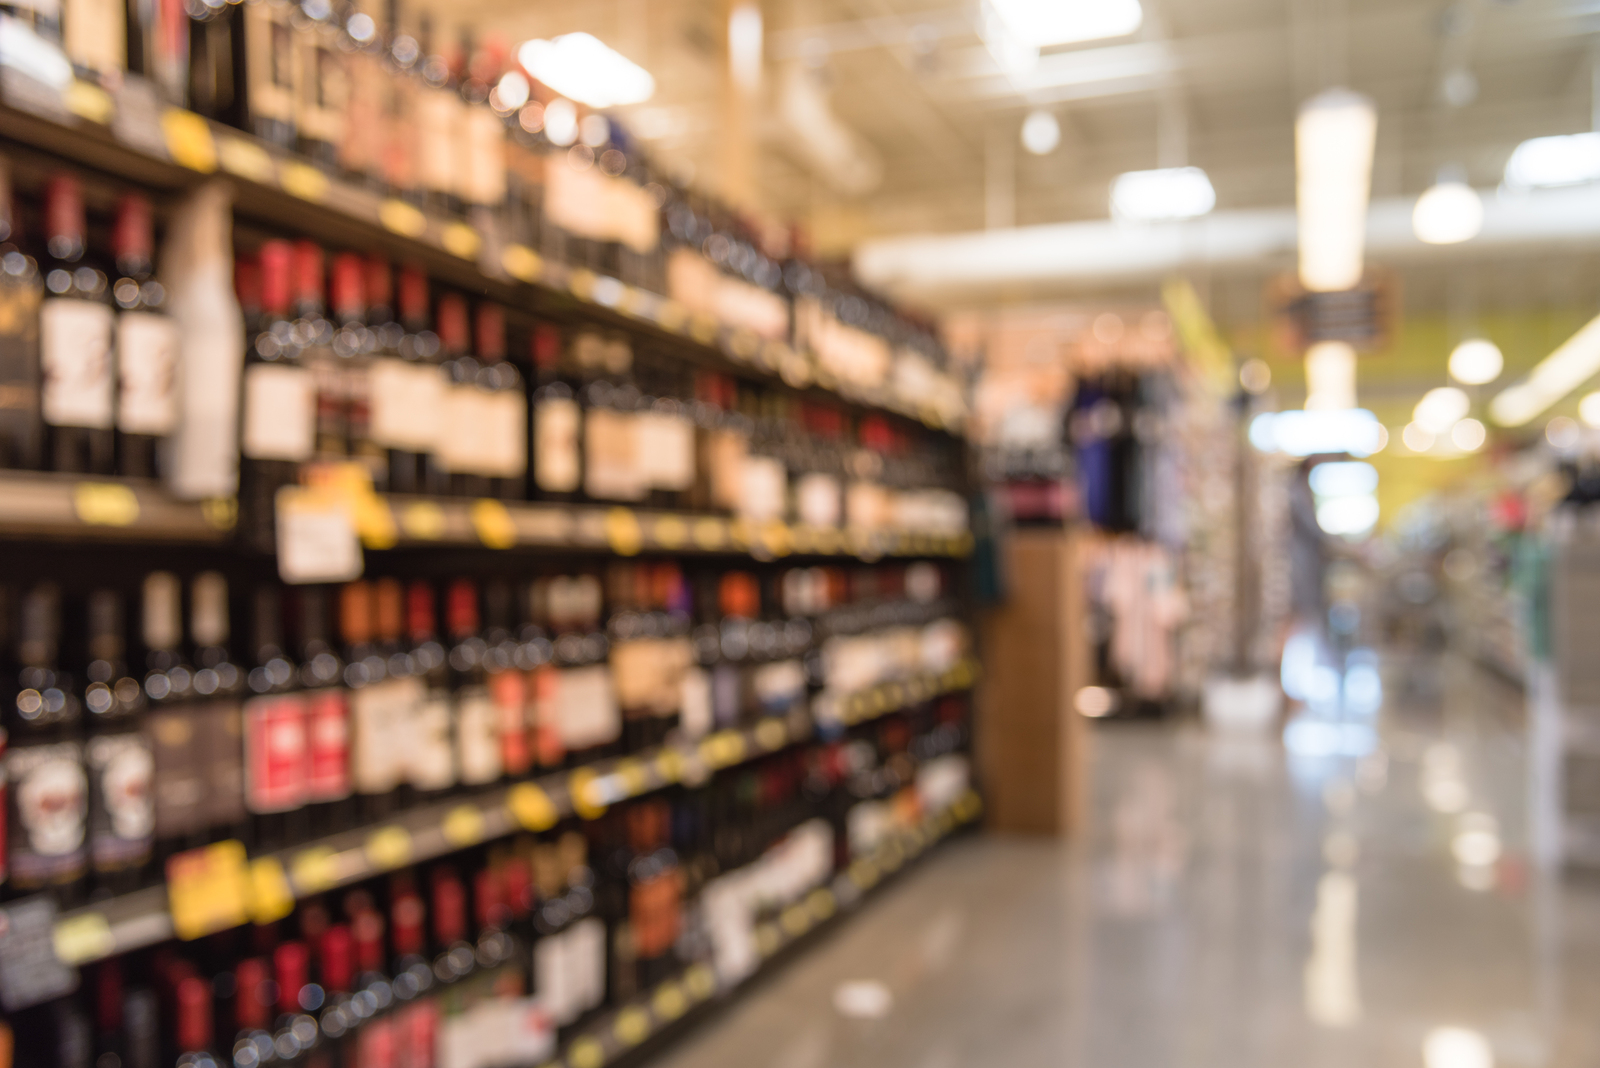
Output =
[
  {"x1": 83, "y1": 588, "x2": 153, "y2": 895},
  {"x1": 446, "y1": 579, "x2": 500, "y2": 792},
  {"x1": 482, "y1": 579, "x2": 530, "y2": 781},
  {"x1": 5, "y1": 583, "x2": 88, "y2": 902},
  {"x1": 293, "y1": 0, "x2": 347, "y2": 168},
  {"x1": 290, "y1": 240, "x2": 346, "y2": 463},
  {"x1": 405, "y1": 582, "x2": 455, "y2": 801},
  {"x1": 474, "y1": 302, "x2": 525, "y2": 501},
  {"x1": 0, "y1": 165, "x2": 44, "y2": 472},
  {"x1": 173, "y1": 974, "x2": 216, "y2": 1067},
  {"x1": 294, "y1": 586, "x2": 352, "y2": 836},
  {"x1": 413, "y1": 16, "x2": 462, "y2": 217},
  {"x1": 39, "y1": 172, "x2": 115, "y2": 475},
  {"x1": 337, "y1": 0, "x2": 387, "y2": 186},
  {"x1": 369, "y1": 264, "x2": 442, "y2": 495},
  {"x1": 243, "y1": 584, "x2": 308, "y2": 853},
  {"x1": 112, "y1": 192, "x2": 181, "y2": 480},
  {"x1": 62, "y1": 0, "x2": 126, "y2": 87},
  {"x1": 434, "y1": 293, "x2": 488, "y2": 498},
  {"x1": 529, "y1": 323, "x2": 580, "y2": 501},
  {"x1": 330, "y1": 251, "x2": 379, "y2": 478}
]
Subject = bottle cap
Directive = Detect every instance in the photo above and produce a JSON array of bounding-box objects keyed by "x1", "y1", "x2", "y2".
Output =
[
  {"x1": 391, "y1": 892, "x2": 425, "y2": 956},
  {"x1": 331, "y1": 252, "x2": 365, "y2": 322},
  {"x1": 474, "y1": 303, "x2": 505, "y2": 361},
  {"x1": 259, "y1": 241, "x2": 293, "y2": 317},
  {"x1": 175, "y1": 975, "x2": 212, "y2": 1053},
  {"x1": 113, "y1": 193, "x2": 154, "y2": 271},
  {"x1": 435, "y1": 293, "x2": 468, "y2": 354},
  {"x1": 273, "y1": 942, "x2": 309, "y2": 1015}
]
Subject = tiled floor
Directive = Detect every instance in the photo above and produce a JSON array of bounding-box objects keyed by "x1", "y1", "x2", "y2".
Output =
[{"x1": 654, "y1": 654, "x2": 1600, "y2": 1067}]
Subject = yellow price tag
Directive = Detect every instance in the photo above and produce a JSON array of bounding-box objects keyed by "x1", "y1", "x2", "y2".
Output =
[
  {"x1": 761, "y1": 521, "x2": 792, "y2": 558},
  {"x1": 290, "y1": 847, "x2": 338, "y2": 893},
  {"x1": 246, "y1": 856, "x2": 295, "y2": 925},
  {"x1": 508, "y1": 782, "x2": 558, "y2": 832},
  {"x1": 65, "y1": 79, "x2": 114, "y2": 123},
  {"x1": 379, "y1": 199, "x2": 427, "y2": 238},
  {"x1": 567, "y1": 767, "x2": 608, "y2": 820},
  {"x1": 216, "y1": 137, "x2": 274, "y2": 182},
  {"x1": 354, "y1": 492, "x2": 397, "y2": 549},
  {"x1": 167, "y1": 839, "x2": 249, "y2": 940},
  {"x1": 684, "y1": 963, "x2": 717, "y2": 1000},
  {"x1": 814, "y1": 527, "x2": 842, "y2": 555},
  {"x1": 74, "y1": 482, "x2": 139, "y2": 526},
  {"x1": 53, "y1": 912, "x2": 114, "y2": 965},
  {"x1": 401, "y1": 500, "x2": 446, "y2": 540},
  {"x1": 605, "y1": 507, "x2": 642, "y2": 556},
  {"x1": 789, "y1": 526, "x2": 815, "y2": 554},
  {"x1": 727, "y1": 329, "x2": 759, "y2": 360},
  {"x1": 653, "y1": 748, "x2": 683, "y2": 784},
  {"x1": 567, "y1": 268, "x2": 596, "y2": 301},
  {"x1": 614, "y1": 1006, "x2": 650, "y2": 1046},
  {"x1": 655, "y1": 300, "x2": 688, "y2": 333},
  {"x1": 691, "y1": 517, "x2": 725, "y2": 551},
  {"x1": 278, "y1": 161, "x2": 329, "y2": 202},
  {"x1": 202, "y1": 496, "x2": 238, "y2": 531},
  {"x1": 754, "y1": 719, "x2": 787, "y2": 751},
  {"x1": 615, "y1": 758, "x2": 651, "y2": 797},
  {"x1": 849, "y1": 859, "x2": 879, "y2": 891},
  {"x1": 442, "y1": 805, "x2": 486, "y2": 847},
  {"x1": 652, "y1": 515, "x2": 687, "y2": 550},
  {"x1": 726, "y1": 519, "x2": 752, "y2": 550},
  {"x1": 755, "y1": 923, "x2": 782, "y2": 956},
  {"x1": 502, "y1": 244, "x2": 543, "y2": 283},
  {"x1": 780, "y1": 904, "x2": 810, "y2": 937},
  {"x1": 162, "y1": 109, "x2": 216, "y2": 172},
  {"x1": 441, "y1": 223, "x2": 482, "y2": 260},
  {"x1": 807, "y1": 888, "x2": 836, "y2": 922},
  {"x1": 365, "y1": 826, "x2": 412, "y2": 871},
  {"x1": 689, "y1": 313, "x2": 720, "y2": 346},
  {"x1": 470, "y1": 499, "x2": 517, "y2": 548},
  {"x1": 568, "y1": 1037, "x2": 604, "y2": 1068},
  {"x1": 652, "y1": 981, "x2": 687, "y2": 1021}
]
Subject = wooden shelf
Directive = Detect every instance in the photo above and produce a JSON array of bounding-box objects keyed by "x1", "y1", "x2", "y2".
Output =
[{"x1": 0, "y1": 472, "x2": 233, "y2": 542}]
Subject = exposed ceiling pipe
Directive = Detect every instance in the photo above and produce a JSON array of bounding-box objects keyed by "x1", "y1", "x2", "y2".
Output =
[{"x1": 852, "y1": 184, "x2": 1600, "y2": 298}]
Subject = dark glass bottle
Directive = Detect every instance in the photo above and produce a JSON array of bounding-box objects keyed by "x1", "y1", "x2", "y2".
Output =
[
  {"x1": 529, "y1": 322, "x2": 581, "y2": 501},
  {"x1": 475, "y1": 302, "x2": 526, "y2": 501},
  {"x1": 242, "y1": 585, "x2": 307, "y2": 854},
  {"x1": 0, "y1": 165, "x2": 44, "y2": 471},
  {"x1": 405, "y1": 582, "x2": 455, "y2": 801},
  {"x1": 112, "y1": 192, "x2": 181, "y2": 480},
  {"x1": 82, "y1": 588, "x2": 152, "y2": 896},
  {"x1": 446, "y1": 579, "x2": 500, "y2": 793},
  {"x1": 295, "y1": 587, "x2": 352, "y2": 836},
  {"x1": 38, "y1": 172, "x2": 115, "y2": 475}
]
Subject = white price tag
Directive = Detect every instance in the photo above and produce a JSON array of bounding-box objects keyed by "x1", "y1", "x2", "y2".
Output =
[{"x1": 275, "y1": 487, "x2": 362, "y2": 584}]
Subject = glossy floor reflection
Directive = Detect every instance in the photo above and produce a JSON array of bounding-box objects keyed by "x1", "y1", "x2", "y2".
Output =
[{"x1": 654, "y1": 655, "x2": 1600, "y2": 1068}]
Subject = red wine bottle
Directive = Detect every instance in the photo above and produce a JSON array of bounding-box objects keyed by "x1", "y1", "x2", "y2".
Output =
[
  {"x1": 39, "y1": 172, "x2": 115, "y2": 475},
  {"x1": 112, "y1": 192, "x2": 181, "y2": 480}
]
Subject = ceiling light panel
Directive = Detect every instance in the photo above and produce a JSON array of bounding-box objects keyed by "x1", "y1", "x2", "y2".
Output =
[
  {"x1": 517, "y1": 33, "x2": 655, "y2": 109},
  {"x1": 986, "y1": 0, "x2": 1144, "y2": 48}
]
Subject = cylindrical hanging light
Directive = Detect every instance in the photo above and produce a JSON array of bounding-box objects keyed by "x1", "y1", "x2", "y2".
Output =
[{"x1": 1296, "y1": 89, "x2": 1377, "y2": 293}]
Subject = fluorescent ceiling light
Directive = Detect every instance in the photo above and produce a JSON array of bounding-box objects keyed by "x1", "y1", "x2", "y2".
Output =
[
  {"x1": 987, "y1": 0, "x2": 1143, "y2": 48},
  {"x1": 1489, "y1": 312, "x2": 1600, "y2": 426},
  {"x1": 1413, "y1": 181, "x2": 1482, "y2": 244},
  {"x1": 1448, "y1": 339, "x2": 1502, "y2": 385},
  {"x1": 1309, "y1": 461, "x2": 1378, "y2": 497},
  {"x1": 517, "y1": 33, "x2": 655, "y2": 109},
  {"x1": 1249, "y1": 409, "x2": 1383, "y2": 457},
  {"x1": 1296, "y1": 89, "x2": 1377, "y2": 292},
  {"x1": 1413, "y1": 386, "x2": 1470, "y2": 434},
  {"x1": 1110, "y1": 167, "x2": 1215, "y2": 222},
  {"x1": 729, "y1": 3, "x2": 763, "y2": 91},
  {"x1": 1021, "y1": 110, "x2": 1060, "y2": 155},
  {"x1": 1316, "y1": 494, "x2": 1379, "y2": 536},
  {"x1": 1504, "y1": 132, "x2": 1600, "y2": 191}
]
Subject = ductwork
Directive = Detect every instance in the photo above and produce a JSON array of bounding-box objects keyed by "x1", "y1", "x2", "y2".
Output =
[{"x1": 852, "y1": 184, "x2": 1600, "y2": 299}]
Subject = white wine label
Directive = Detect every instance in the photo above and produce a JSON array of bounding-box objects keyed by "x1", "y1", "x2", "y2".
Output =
[
  {"x1": 63, "y1": 0, "x2": 125, "y2": 76},
  {"x1": 455, "y1": 686, "x2": 502, "y2": 786},
  {"x1": 408, "y1": 692, "x2": 456, "y2": 791},
  {"x1": 368, "y1": 359, "x2": 439, "y2": 451},
  {"x1": 739, "y1": 456, "x2": 787, "y2": 523},
  {"x1": 434, "y1": 383, "x2": 492, "y2": 475},
  {"x1": 415, "y1": 89, "x2": 461, "y2": 194},
  {"x1": 116, "y1": 310, "x2": 180, "y2": 434},
  {"x1": 584, "y1": 407, "x2": 646, "y2": 501},
  {"x1": 242, "y1": 362, "x2": 315, "y2": 460},
  {"x1": 534, "y1": 396, "x2": 580, "y2": 492},
  {"x1": 460, "y1": 104, "x2": 506, "y2": 207},
  {"x1": 707, "y1": 429, "x2": 749, "y2": 511},
  {"x1": 796, "y1": 473, "x2": 842, "y2": 529},
  {"x1": 637, "y1": 411, "x2": 695, "y2": 491},
  {"x1": 350, "y1": 677, "x2": 414, "y2": 794},
  {"x1": 40, "y1": 297, "x2": 114, "y2": 428},
  {"x1": 483, "y1": 389, "x2": 527, "y2": 478},
  {"x1": 558, "y1": 665, "x2": 620, "y2": 750},
  {"x1": 535, "y1": 930, "x2": 575, "y2": 1025},
  {"x1": 5, "y1": 742, "x2": 88, "y2": 883},
  {"x1": 679, "y1": 667, "x2": 712, "y2": 739}
]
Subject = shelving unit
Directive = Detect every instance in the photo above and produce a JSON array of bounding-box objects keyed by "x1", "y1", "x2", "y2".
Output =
[{"x1": 52, "y1": 659, "x2": 979, "y2": 967}]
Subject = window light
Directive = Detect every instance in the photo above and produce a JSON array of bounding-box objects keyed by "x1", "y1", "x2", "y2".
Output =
[{"x1": 517, "y1": 33, "x2": 655, "y2": 109}]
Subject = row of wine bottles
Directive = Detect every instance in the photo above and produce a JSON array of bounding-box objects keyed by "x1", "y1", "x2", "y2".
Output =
[
  {"x1": 2, "y1": 558, "x2": 967, "y2": 904},
  {"x1": 4, "y1": 706, "x2": 972, "y2": 1068}
]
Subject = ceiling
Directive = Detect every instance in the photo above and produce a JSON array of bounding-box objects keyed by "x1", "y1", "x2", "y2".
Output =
[{"x1": 424, "y1": 0, "x2": 1600, "y2": 324}]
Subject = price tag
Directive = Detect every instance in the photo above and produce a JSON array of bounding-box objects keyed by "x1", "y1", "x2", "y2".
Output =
[
  {"x1": 111, "y1": 76, "x2": 166, "y2": 157},
  {"x1": 161, "y1": 108, "x2": 217, "y2": 172},
  {"x1": 566, "y1": 768, "x2": 608, "y2": 820},
  {"x1": 754, "y1": 924, "x2": 781, "y2": 957},
  {"x1": 688, "y1": 313, "x2": 720, "y2": 346},
  {"x1": 614, "y1": 758, "x2": 651, "y2": 797},
  {"x1": 202, "y1": 496, "x2": 238, "y2": 531},
  {"x1": 0, "y1": 897, "x2": 78, "y2": 1010},
  {"x1": 508, "y1": 782, "x2": 558, "y2": 832},
  {"x1": 726, "y1": 519, "x2": 752, "y2": 550},
  {"x1": 789, "y1": 526, "x2": 815, "y2": 554},
  {"x1": 278, "y1": 161, "x2": 329, "y2": 201},
  {"x1": 502, "y1": 244, "x2": 543, "y2": 283},
  {"x1": 806, "y1": 888, "x2": 836, "y2": 922},
  {"x1": 290, "y1": 847, "x2": 338, "y2": 894},
  {"x1": 566, "y1": 268, "x2": 596, "y2": 301},
  {"x1": 567, "y1": 1037, "x2": 604, "y2": 1068},
  {"x1": 705, "y1": 731, "x2": 747, "y2": 768},
  {"x1": 760, "y1": 521, "x2": 792, "y2": 558},
  {"x1": 217, "y1": 137, "x2": 275, "y2": 183},
  {"x1": 353, "y1": 493, "x2": 397, "y2": 550},
  {"x1": 442, "y1": 805, "x2": 486, "y2": 847},
  {"x1": 379, "y1": 199, "x2": 427, "y2": 237},
  {"x1": 74, "y1": 482, "x2": 139, "y2": 526},
  {"x1": 653, "y1": 748, "x2": 683, "y2": 784},
  {"x1": 399, "y1": 500, "x2": 446, "y2": 540},
  {"x1": 655, "y1": 300, "x2": 688, "y2": 333},
  {"x1": 684, "y1": 963, "x2": 716, "y2": 1001},
  {"x1": 604, "y1": 507, "x2": 642, "y2": 556},
  {"x1": 652, "y1": 515, "x2": 687, "y2": 550},
  {"x1": 470, "y1": 498, "x2": 517, "y2": 548},
  {"x1": 813, "y1": 527, "x2": 841, "y2": 555},
  {"x1": 247, "y1": 857, "x2": 295, "y2": 925},
  {"x1": 441, "y1": 223, "x2": 482, "y2": 260},
  {"x1": 780, "y1": 905, "x2": 810, "y2": 937},
  {"x1": 652, "y1": 982, "x2": 687, "y2": 1021},
  {"x1": 614, "y1": 1006, "x2": 650, "y2": 1046},
  {"x1": 691, "y1": 517, "x2": 725, "y2": 551},
  {"x1": 64, "y1": 79, "x2": 113, "y2": 123},
  {"x1": 591, "y1": 276, "x2": 625, "y2": 308},
  {"x1": 365, "y1": 826, "x2": 413, "y2": 871},
  {"x1": 754, "y1": 719, "x2": 787, "y2": 751},
  {"x1": 167, "y1": 840, "x2": 249, "y2": 940},
  {"x1": 848, "y1": 859, "x2": 878, "y2": 891},
  {"x1": 276, "y1": 486, "x2": 363, "y2": 585},
  {"x1": 52, "y1": 911, "x2": 114, "y2": 965}
]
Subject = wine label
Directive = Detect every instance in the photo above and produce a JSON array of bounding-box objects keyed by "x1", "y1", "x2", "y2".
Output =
[
  {"x1": 368, "y1": 359, "x2": 441, "y2": 452},
  {"x1": 63, "y1": 0, "x2": 126, "y2": 76},
  {"x1": 85, "y1": 731, "x2": 153, "y2": 870},
  {"x1": 739, "y1": 456, "x2": 787, "y2": 523},
  {"x1": 584, "y1": 408, "x2": 646, "y2": 501},
  {"x1": 350, "y1": 677, "x2": 417, "y2": 795},
  {"x1": 483, "y1": 389, "x2": 528, "y2": 478},
  {"x1": 338, "y1": 50, "x2": 385, "y2": 177},
  {"x1": 408, "y1": 690, "x2": 456, "y2": 792},
  {"x1": 534, "y1": 395, "x2": 580, "y2": 493},
  {"x1": 846, "y1": 481, "x2": 889, "y2": 531},
  {"x1": 148, "y1": 709, "x2": 205, "y2": 838},
  {"x1": 679, "y1": 667, "x2": 712, "y2": 739},
  {"x1": 5, "y1": 742, "x2": 87, "y2": 885},
  {"x1": 0, "y1": 896, "x2": 78, "y2": 1013},
  {"x1": 534, "y1": 928, "x2": 574, "y2": 1025},
  {"x1": 200, "y1": 701, "x2": 247, "y2": 829},
  {"x1": 241, "y1": 362, "x2": 315, "y2": 460},
  {"x1": 558, "y1": 665, "x2": 620, "y2": 750},
  {"x1": 572, "y1": 916, "x2": 607, "y2": 1011},
  {"x1": 528, "y1": 665, "x2": 564, "y2": 768},
  {"x1": 796, "y1": 473, "x2": 841, "y2": 529},
  {"x1": 706, "y1": 429, "x2": 748, "y2": 511},
  {"x1": 459, "y1": 104, "x2": 506, "y2": 207},
  {"x1": 303, "y1": 689, "x2": 351, "y2": 801},
  {"x1": 40, "y1": 297, "x2": 114, "y2": 429},
  {"x1": 434, "y1": 383, "x2": 492, "y2": 475},
  {"x1": 244, "y1": 692, "x2": 308, "y2": 814},
  {"x1": 245, "y1": 3, "x2": 295, "y2": 124},
  {"x1": 415, "y1": 89, "x2": 461, "y2": 194},
  {"x1": 295, "y1": 32, "x2": 347, "y2": 145},
  {"x1": 455, "y1": 685, "x2": 502, "y2": 786},
  {"x1": 753, "y1": 660, "x2": 806, "y2": 715},
  {"x1": 637, "y1": 411, "x2": 695, "y2": 491},
  {"x1": 116, "y1": 310, "x2": 180, "y2": 434},
  {"x1": 490, "y1": 671, "x2": 530, "y2": 777}
]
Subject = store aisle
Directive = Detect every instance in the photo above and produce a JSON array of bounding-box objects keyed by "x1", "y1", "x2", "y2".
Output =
[{"x1": 654, "y1": 658, "x2": 1600, "y2": 1068}]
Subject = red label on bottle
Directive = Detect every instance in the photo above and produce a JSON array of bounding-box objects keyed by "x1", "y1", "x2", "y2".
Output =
[
  {"x1": 45, "y1": 173, "x2": 84, "y2": 244},
  {"x1": 260, "y1": 241, "x2": 293, "y2": 317},
  {"x1": 114, "y1": 193, "x2": 154, "y2": 265},
  {"x1": 304, "y1": 689, "x2": 351, "y2": 801},
  {"x1": 358, "y1": 1016, "x2": 396, "y2": 1068},
  {"x1": 529, "y1": 666, "x2": 564, "y2": 769},
  {"x1": 398, "y1": 1000, "x2": 438, "y2": 1068},
  {"x1": 244, "y1": 693, "x2": 308, "y2": 814},
  {"x1": 491, "y1": 670, "x2": 529, "y2": 776}
]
